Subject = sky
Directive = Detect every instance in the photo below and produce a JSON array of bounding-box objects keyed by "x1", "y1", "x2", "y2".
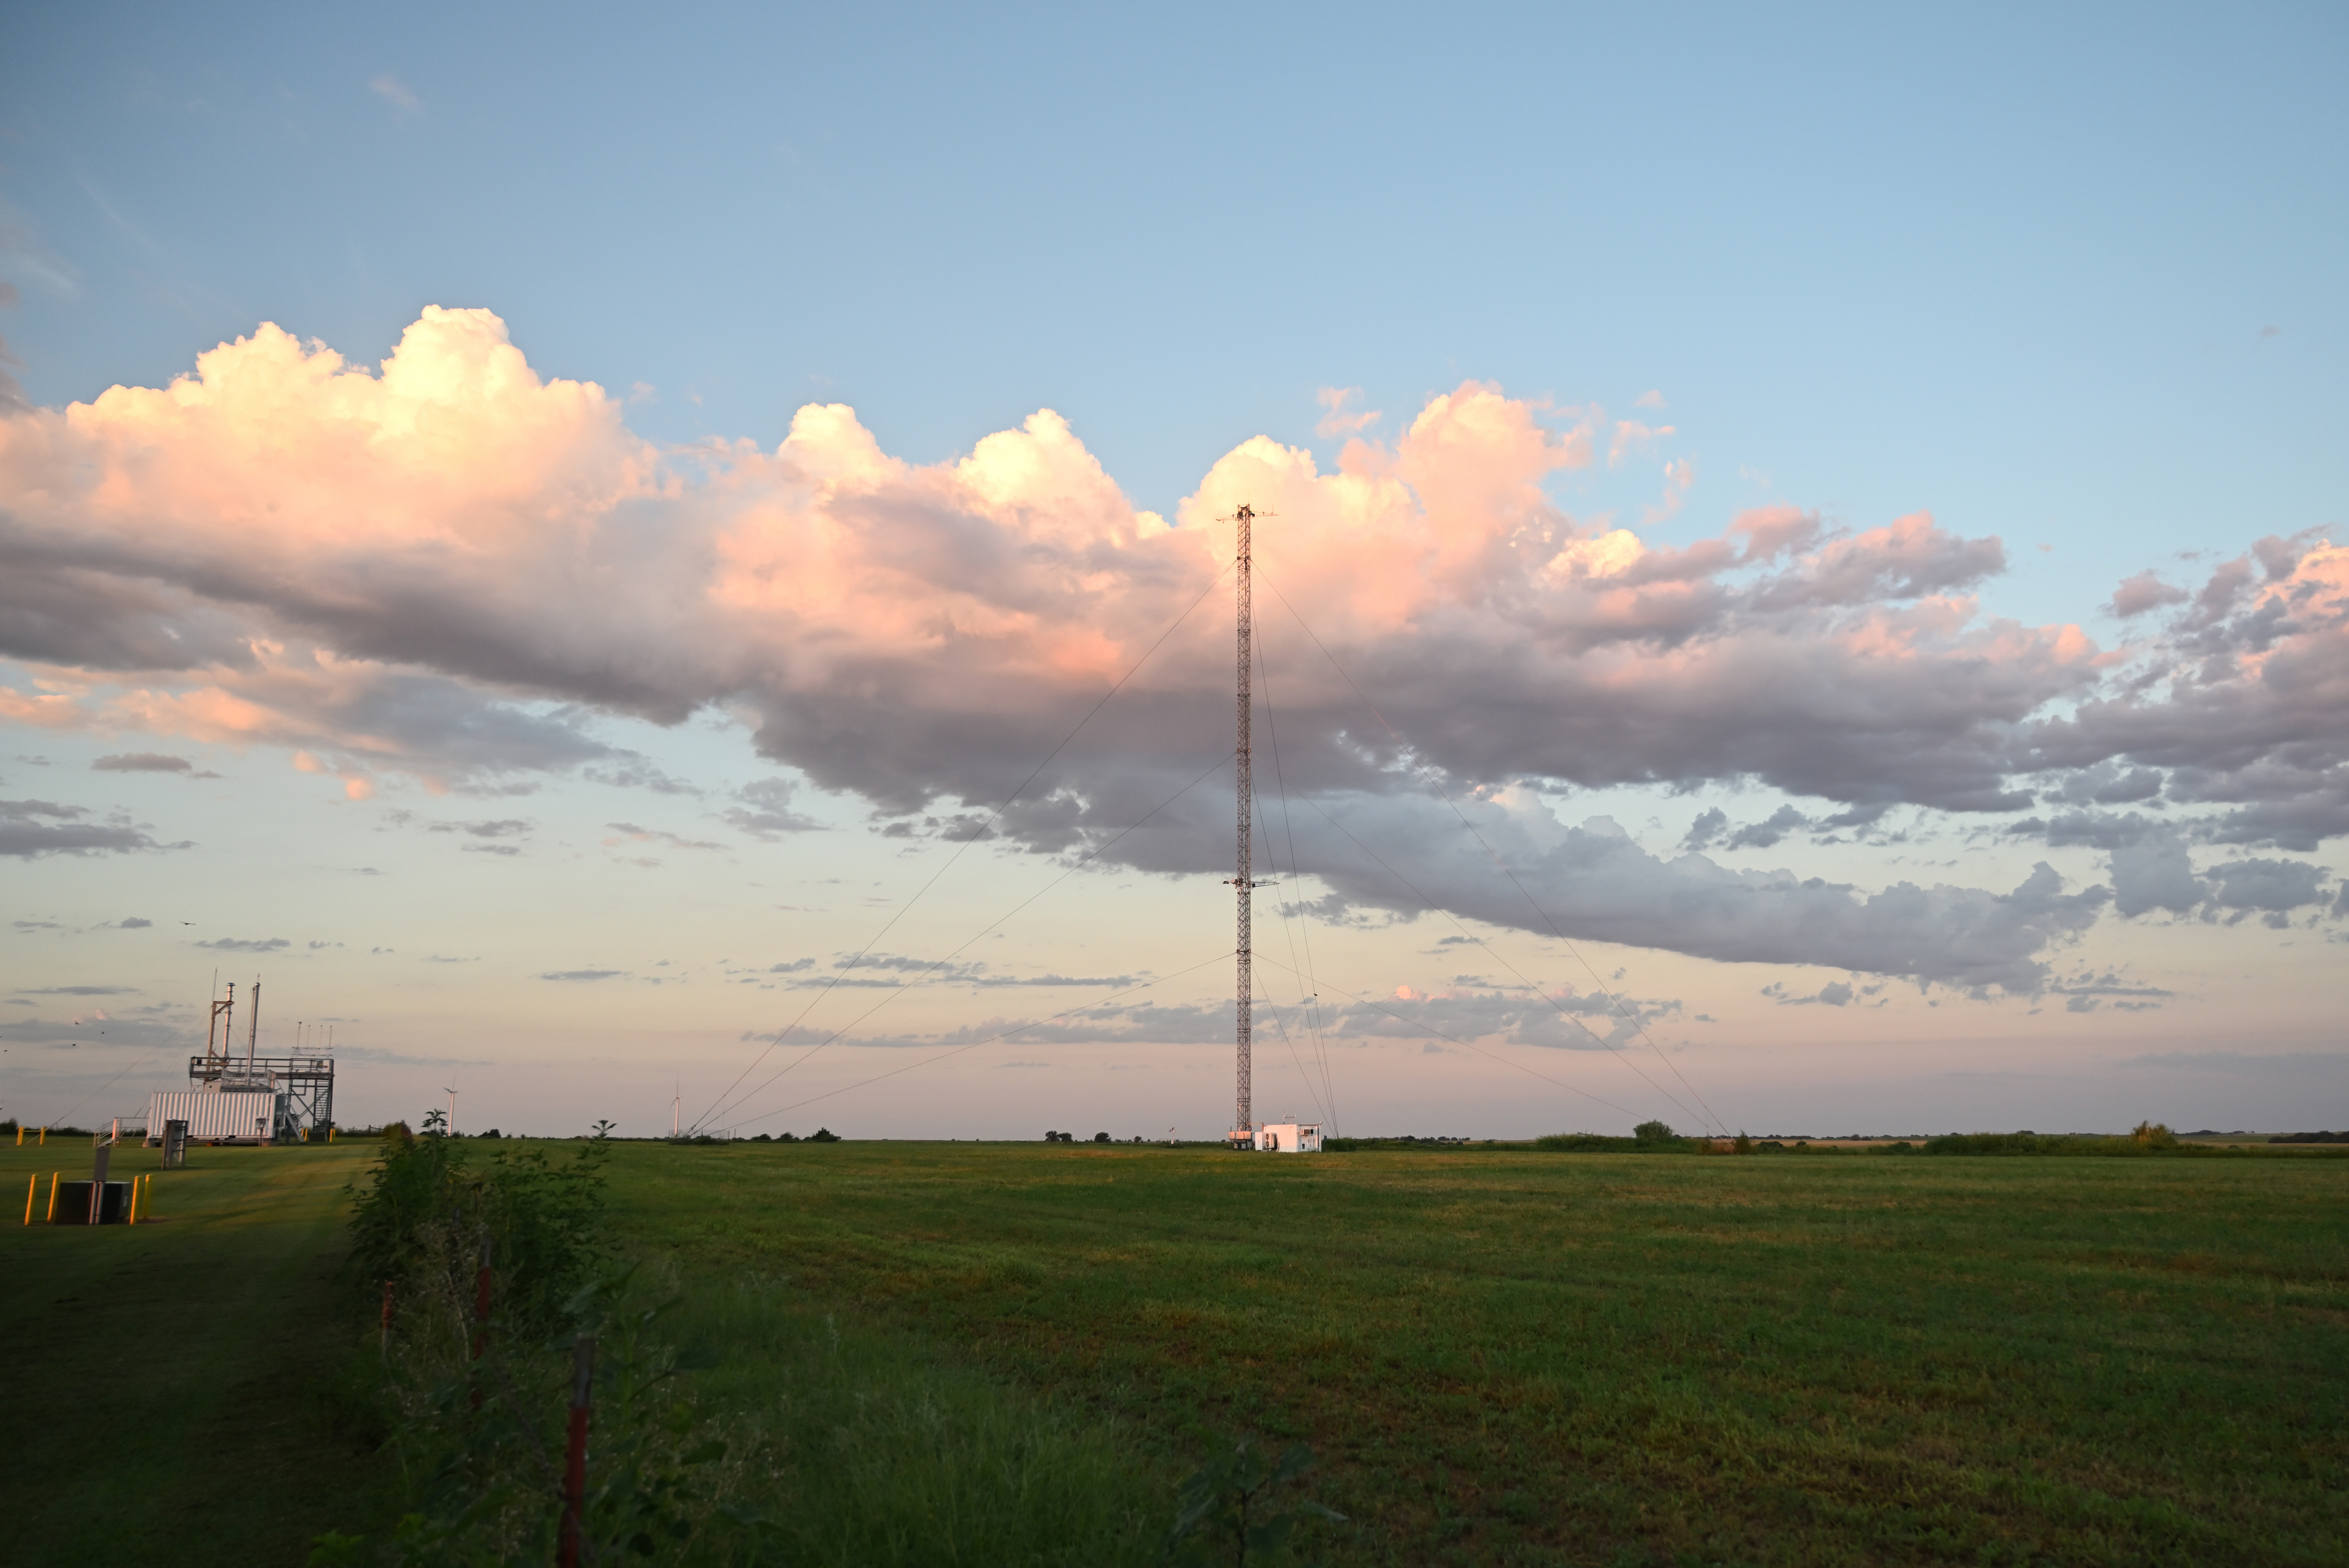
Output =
[{"x1": 2, "y1": 1, "x2": 2344, "y2": 1141}]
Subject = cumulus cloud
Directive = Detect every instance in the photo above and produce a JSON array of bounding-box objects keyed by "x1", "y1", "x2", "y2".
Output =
[
  {"x1": 0, "y1": 798, "x2": 170, "y2": 857},
  {"x1": 2111, "y1": 570, "x2": 2189, "y2": 618},
  {"x1": 2019, "y1": 534, "x2": 2349, "y2": 851},
  {"x1": 2, "y1": 310, "x2": 2342, "y2": 988},
  {"x1": 2108, "y1": 835, "x2": 2201, "y2": 917},
  {"x1": 1726, "y1": 805, "x2": 1809, "y2": 850},
  {"x1": 2046, "y1": 820, "x2": 2332, "y2": 924}
]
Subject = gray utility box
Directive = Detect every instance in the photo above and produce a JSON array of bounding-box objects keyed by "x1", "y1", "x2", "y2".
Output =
[{"x1": 53, "y1": 1180, "x2": 130, "y2": 1224}]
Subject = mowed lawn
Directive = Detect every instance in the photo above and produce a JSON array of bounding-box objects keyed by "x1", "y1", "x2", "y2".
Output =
[
  {"x1": 606, "y1": 1142, "x2": 2348, "y2": 1567},
  {"x1": 0, "y1": 1139, "x2": 387, "y2": 1564}
]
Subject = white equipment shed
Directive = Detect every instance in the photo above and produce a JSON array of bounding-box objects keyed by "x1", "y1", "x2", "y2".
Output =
[
  {"x1": 144, "y1": 1088, "x2": 279, "y2": 1146},
  {"x1": 1253, "y1": 1121, "x2": 1322, "y2": 1153}
]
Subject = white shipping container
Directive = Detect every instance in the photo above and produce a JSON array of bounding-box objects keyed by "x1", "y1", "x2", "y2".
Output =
[{"x1": 144, "y1": 1090, "x2": 280, "y2": 1145}]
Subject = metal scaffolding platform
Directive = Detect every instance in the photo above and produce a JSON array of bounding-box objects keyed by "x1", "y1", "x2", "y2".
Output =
[{"x1": 186, "y1": 1054, "x2": 336, "y2": 1141}]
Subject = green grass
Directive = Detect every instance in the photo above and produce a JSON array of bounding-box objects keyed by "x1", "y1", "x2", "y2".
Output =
[
  {"x1": 599, "y1": 1141, "x2": 2349, "y2": 1567},
  {"x1": 0, "y1": 1138, "x2": 390, "y2": 1564},
  {"x1": 11, "y1": 1138, "x2": 2345, "y2": 1566}
]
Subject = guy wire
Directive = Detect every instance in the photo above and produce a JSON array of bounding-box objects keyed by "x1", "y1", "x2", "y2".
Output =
[{"x1": 694, "y1": 557, "x2": 1237, "y2": 1132}]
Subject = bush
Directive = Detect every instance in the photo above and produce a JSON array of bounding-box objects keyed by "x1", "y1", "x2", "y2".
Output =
[
  {"x1": 1633, "y1": 1119, "x2": 1674, "y2": 1146},
  {"x1": 806, "y1": 1128, "x2": 841, "y2": 1143},
  {"x1": 346, "y1": 1114, "x2": 612, "y2": 1340},
  {"x1": 1535, "y1": 1133, "x2": 1636, "y2": 1152},
  {"x1": 316, "y1": 1267, "x2": 769, "y2": 1566},
  {"x1": 1924, "y1": 1130, "x2": 2186, "y2": 1157}
]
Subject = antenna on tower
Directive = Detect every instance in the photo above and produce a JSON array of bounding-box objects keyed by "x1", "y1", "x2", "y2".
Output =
[{"x1": 204, "y1": 979, "x2": 236, "y2": 1072}]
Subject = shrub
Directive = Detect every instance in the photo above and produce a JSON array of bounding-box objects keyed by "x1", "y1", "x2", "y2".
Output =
[
  {"x1": 806, "y1": 1128, "x2": 841, "y2": 1143},
  {"x1": 1633, "y1": 1119, "x2": 1674, "y2": 1146},
  {"x1": 346, "y1": 1114, "x2": 612, "y2": 1340},
  {"x1": 1924, "y1": 1131, "x2": 2203, "y2": 1157}
]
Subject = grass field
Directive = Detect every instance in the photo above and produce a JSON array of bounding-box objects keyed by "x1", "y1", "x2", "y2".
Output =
[
  {"x1": 0, "y1": 1138, "x2": 388, "y2": 1563},
  {"x1": 6, "y1": 1137, "x2": 2344, "y2": 1566},
  {"x1": 608, "y1": 1142, "x2": 2349, "y2": 1567}
]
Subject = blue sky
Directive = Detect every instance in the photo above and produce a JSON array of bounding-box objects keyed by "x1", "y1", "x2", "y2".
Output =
[{"x1": 2, "y1": 3, "x2": 2344, "y2": 1138}]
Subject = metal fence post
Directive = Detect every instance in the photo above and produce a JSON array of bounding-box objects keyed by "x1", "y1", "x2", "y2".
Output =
[{"x1": 560, "y1": 1332, "x2": 595, "y2": 1568}]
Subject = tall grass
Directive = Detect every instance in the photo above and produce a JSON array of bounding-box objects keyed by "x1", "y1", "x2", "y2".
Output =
[{"x1": 329, "y1": 1122, "x2": 1189, "y2": 1565}]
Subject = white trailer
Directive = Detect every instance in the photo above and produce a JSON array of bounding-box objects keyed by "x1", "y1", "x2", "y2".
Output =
[
  {"x1": 1253, "y1": 1121, "x2": 1321, "y2": 1153},
  {"x1": 143, "y1": 1089, "x2": 280, "y2": 1146}
]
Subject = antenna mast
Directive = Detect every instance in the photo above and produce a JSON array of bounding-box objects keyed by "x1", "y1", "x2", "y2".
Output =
[
  {"x1": 206, "y1": 982, "x2": 235, "y2": 1073},
  {"x1": 1228, "y1": 503, "x2": 1256, "y2": 1148}
]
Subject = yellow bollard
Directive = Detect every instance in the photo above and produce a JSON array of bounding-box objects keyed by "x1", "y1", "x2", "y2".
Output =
[
  {"x1": 14, "y1": 1125, "x2": 20, "y2": 1146},
  {"x1": 21, "y1": 1173, "x2": 32, "y2": 1226},
  {"x1": 39, "y1": 1126, "x2": 47, "y2": 1146},
  {"x1": 45, "y1": 1172, "x2": 59, "y2": 1222},
  {"x1": 128, "y1": 1176, "x2": 139, "y2": 1227},
  {"x1": 329, "y1": 1126, "x2": 336, "y2": 1143}
]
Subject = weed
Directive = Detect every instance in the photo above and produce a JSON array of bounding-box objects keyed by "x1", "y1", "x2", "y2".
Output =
[{"x1": 1165, "y1": 1438, "x2": 1346, "y2": 1566}]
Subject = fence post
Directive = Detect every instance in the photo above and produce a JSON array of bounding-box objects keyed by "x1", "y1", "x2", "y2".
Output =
[
  {"x1": 469, "y1": 1235, "x2": 493, "y2": 1411},
  {"x1": 21, "y1": 1173, "x2": 31, "y2": 1226},
  {"x1": 45, "y1": 1172, "x2": 58, "y2": 1222},
  {"x1": 559, "y1": 1332, "x2": 595, "y2": 1568}
]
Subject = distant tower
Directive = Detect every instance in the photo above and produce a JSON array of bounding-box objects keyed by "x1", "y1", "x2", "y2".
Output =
[{"x1": 1228, "y1": 504, "x2": 1257, "y2": 1149}]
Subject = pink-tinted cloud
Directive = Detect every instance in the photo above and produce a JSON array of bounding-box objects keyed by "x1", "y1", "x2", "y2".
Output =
[
  {"x1": 1, "y1": 309, "x2": 2338, "y2": 983},
  {"x1": 1607, "y1": 419, "x2": 1673, "y2": 469},
  {"x1": 1314, "y1": 386, "x2": 1378, "y2": 437}
]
